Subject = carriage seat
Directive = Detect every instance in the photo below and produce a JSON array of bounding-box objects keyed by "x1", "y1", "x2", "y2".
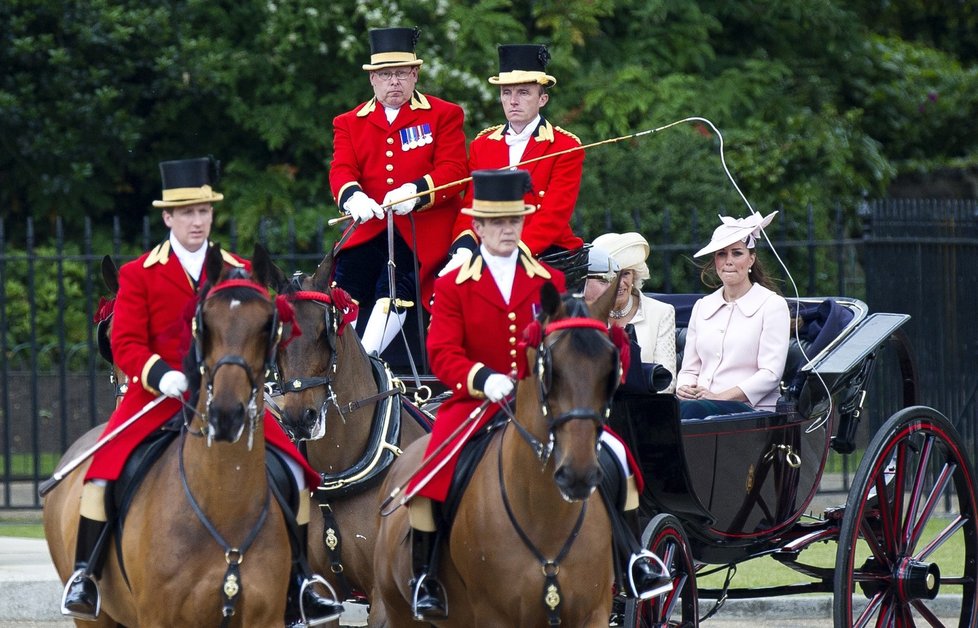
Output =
[{"x1": 652, "y1": 294, "x2": 854, "y2": 401}]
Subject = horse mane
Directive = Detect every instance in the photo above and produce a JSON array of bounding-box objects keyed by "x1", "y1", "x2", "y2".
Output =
[{"x1": 554, "y1": 294, "x2": 610, "y2": 359}]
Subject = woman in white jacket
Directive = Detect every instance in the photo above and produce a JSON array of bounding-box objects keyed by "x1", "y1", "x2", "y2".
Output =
[
  {"x1": 676, "y1": 212, "x2": 790, "y2": 420},
  {"x1": 591, "y1": 231, "x2": 677, "y2": 393}
]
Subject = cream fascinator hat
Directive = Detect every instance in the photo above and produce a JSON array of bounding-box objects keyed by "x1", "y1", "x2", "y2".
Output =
[{"x1": 694, "y1": 211, "x2": 778, "y2": 258}]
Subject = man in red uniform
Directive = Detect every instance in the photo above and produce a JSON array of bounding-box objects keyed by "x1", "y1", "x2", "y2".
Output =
[
  {"x1": 406, "y1": 169, "x2": 566, "y2": 620},
  {"x1": 329, "y1": 27, "x2": 468, "y2": 358},
  {"x1": 62, "y1": 157, "x2": 344, "y2": 626},
  {"x1": 444, "y1": 44, "x2": 585, "y2": 280}
]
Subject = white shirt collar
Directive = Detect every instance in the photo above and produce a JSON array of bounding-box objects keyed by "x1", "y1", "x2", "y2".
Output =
[
  {"x1": 384, "y1": 104, "x2": 401, "y2": 124},
  {"x1": 507, "y1": 115, "x2": 540, "y2": 140},
  {"x1": 169, "y1": 232, "x2": 207, "y2": 281},
  {"x1": 481, "y1": 245, "x2": 520, "y2": 304}
]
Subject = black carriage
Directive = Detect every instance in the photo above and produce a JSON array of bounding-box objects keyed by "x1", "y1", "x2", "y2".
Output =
[{"x1": 610, "y1": 294, "x2": 978, "y2": 627}]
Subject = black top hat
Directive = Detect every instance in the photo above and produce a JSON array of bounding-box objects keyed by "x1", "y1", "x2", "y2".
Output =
[
  {"x1": 362, "y1": 27, "x2": 424, "y2": 71},
  {"x1": 461, "y1": 170, "x2": 536, "y2": 218},
  {"x1": 489, "y1": 44, "x2": 556, "y2": 87},
  {"x1": 152, "y1": 156, "x2": 224, "y2": 208}
]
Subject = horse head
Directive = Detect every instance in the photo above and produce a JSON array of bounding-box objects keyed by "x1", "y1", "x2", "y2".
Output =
[
  {"x1": 265, "y1": 250, "x2": 361, "y2": 441},
  {"x1": 187, "y1": 243, "x2": 283, "y2": 446},
  {"x1": 521, "y1": 279, "x2": 623, "y2": 501}
]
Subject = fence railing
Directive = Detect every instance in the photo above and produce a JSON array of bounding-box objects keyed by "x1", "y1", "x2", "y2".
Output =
[{"x1": 2, "y1": 199, "x2": 976, "y2": 508}]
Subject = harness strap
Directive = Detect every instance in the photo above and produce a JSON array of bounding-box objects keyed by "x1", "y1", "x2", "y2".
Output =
[
  {"x1": 497, "y1": 424, "x2": 587, "y2": 626},
  {"x1": 178, "y1": 432, "x2": 271, "y2": 625},
  {"x1": 318, "y1": 502, "x2": 354, "y2": 600}
]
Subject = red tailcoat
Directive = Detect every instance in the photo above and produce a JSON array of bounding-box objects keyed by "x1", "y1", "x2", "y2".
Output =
[
  {"x1": 453, "y1": 117, "x2": 584, "y2": 255},
  {"x1": 329, "y1": 92, "x2": 468, "y2": 308},
  {"x1": 415, "y1": 245, "x2": 566, "y2": 502},
  {"x1": 86, "y1": 240, "x2": 319, "y2": 487}
]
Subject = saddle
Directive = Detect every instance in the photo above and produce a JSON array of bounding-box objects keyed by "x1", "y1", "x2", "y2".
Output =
[{"x1": 440, "y1": 408, "x2": 511, "y2": 528}]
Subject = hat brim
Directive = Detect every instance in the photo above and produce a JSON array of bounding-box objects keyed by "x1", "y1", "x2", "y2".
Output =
[
  {"x1": 694, "y1": 211, "x2": 777, "y2": 257},
  {"x1": 488, "y1": 70, "x2": 556, "y2": 87},
  {"x1": 362, "y1": 59, "x2": 423, "y2": 71},
  {"x1": 153, "y1": 192, "x2": 224, "y2": 208},
  {"x1": 461, "y1": 202, "x2": 536, "y2": 218},
  {"x1": 591, "y1": 232, "x2": 650, "y2": 269}
]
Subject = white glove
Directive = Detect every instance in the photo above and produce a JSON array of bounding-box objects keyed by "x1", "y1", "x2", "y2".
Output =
[
  {"x1": 159, "y1": 370, "x2": 189, "y2": 398},
  {"x1": 383, "y1": 183, "x2": 418, "y2": 215},
  {"x1": 483, "y1": 374, "x2": 514, "y2": 402},
  {"x1": 438, "y1": 248, "x2": 473, "y2": 277},
  {"x1": 343, "y1": 191, "x2": 385, "y2": 222}
]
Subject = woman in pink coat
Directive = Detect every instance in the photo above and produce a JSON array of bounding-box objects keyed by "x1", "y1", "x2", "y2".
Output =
[{"x1": 676, "y1": 212, "x2": 790, "y2": 420}]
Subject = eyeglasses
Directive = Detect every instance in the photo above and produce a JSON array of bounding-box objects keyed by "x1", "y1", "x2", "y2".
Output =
[{"x1": 374, "y1": 69, "x2": 414, "y2": 82}]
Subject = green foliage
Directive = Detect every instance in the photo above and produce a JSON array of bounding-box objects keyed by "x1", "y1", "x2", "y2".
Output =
[
  {"x1": 1, "y1": 0, "x2": 975, "y2": 257},
  {"x1": 2, "y1": 244, "x2": 98, "y2": 370}
]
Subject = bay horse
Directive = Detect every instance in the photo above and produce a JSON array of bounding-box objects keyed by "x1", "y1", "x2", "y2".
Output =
[
  {"x1": 45, "y1": 244, "x2": 294, "y2": 626},
  {"x1": 372, "y1": 282, "x2": 622, "y2": 627},
  {"x1": 264, "y1": 250, "x2": 430, "y2": 626}
]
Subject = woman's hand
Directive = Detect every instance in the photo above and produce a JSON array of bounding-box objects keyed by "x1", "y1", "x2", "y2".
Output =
[{"x1": 677, "y1": 384, "x2": 709, "y2": 400}]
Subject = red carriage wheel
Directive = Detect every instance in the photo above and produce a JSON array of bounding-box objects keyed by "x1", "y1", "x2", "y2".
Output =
[
  {"x1": 834, "y1": 406, "x2": 978, "y2": 627},
  {"x1": 625, "y1": 513, "x2": 699, "y2": 627}
]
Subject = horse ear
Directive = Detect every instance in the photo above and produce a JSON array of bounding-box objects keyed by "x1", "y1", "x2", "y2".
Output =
[
  {"x1": 251, "y1": 242, "x2": 283, "y2": 289},
  {"x1": 589, "y1": 273, "x2": 619, "y2": 322},
  {"x1": 204, "y1": 243, "x2": 225, "y2": 283},
  {"x1": 101, "y1": 255, "x2": 120, "y2": 294},
  {"x1": 311, "y1": 249, "x2": 335, "y2": 291},
  {"x1": 539, "y1": 281, "x2": 562, "y2": 320}
]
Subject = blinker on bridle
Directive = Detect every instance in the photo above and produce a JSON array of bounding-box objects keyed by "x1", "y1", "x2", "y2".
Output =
[{"x1": 508, "y1": 316, "x2": 626, "y2": 463}]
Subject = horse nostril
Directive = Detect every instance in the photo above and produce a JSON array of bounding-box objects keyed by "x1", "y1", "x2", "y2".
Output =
[{"x1": 302, "y1": 407, "x2": 318, "y2": 426}]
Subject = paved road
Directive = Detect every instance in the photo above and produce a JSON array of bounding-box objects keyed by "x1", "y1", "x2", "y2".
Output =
[{"x1": 0, "y1": 536, "x2": 960, "y2": 627}]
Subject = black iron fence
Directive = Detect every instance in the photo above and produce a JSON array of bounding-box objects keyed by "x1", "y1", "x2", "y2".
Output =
[{"x1": 2, "y1": 199, "x2": 976, "y2": 508}]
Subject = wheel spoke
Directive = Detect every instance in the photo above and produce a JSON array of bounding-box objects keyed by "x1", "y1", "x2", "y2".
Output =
[
  {"x1": 917, "y1": 512, "x2": 965, "y2": 562},
  {"x1": 860, "y1": 515, "x2": 891, "y2": 567},
  {"x1": 854, "y1": 591, "x2": 887, "y2": 627},
  {"x1": 902, "y1": 435, "x2": 935, "y2": 553},
  {"x1": 907, "y1": 462, "x2": 954, "y2": 553},
  {"x1": 880, "y1": 440, "x2": 906, "y2": 555},
  {"x1": 910, "y1": 598, "x2": 946, "y2": 627}
]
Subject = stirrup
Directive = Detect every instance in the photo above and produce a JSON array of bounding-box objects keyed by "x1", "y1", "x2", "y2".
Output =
[
  {"x1": 411, "y1": 572, "x2": 447, "y2": 621},
  {"x1": 627, "y1": 550, "x2": 673, "y2": 601},
  {"x1": 60, "y1": 568, "x2": 101, "y2": 620},
  {"x1": 299, "y1": 573, "x2": 343, "y2": 627}
]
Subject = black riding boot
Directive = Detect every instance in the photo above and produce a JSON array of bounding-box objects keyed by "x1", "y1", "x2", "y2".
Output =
[
  {"x1": 61, "y1": 516, "x2": 112, "y2": 620},
  {"x1": 621, "y1": 509, "x2": 672, "y2": 600},
  {"x1": 284, "y1": 523, "x2": 345, "y2": 628},
  {"x1": 410, "y1": 529, "x2": 447, "y2": 621}
]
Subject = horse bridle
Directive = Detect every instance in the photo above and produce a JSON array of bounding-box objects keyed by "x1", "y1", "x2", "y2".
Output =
[
  {"x1": 508, "y1": 317, "x2": 625, "y2": 463},
  {"x1": 191, "y1": 278, "x2": 283, "y2": 448},
  {"x1": 273, "y1": 275, "x2": 404, "y2": 430}
]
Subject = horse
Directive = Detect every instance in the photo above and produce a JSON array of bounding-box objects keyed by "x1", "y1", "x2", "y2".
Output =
[
  {"x1": 264, "y1": 249, "x2": 431, "y2": 626},
  {"x1": 372, "y1": 282, "x2": 623, "y2": 627},
  {"x1": 45, "y1": 244, "x2": 295, "y2": 626}
]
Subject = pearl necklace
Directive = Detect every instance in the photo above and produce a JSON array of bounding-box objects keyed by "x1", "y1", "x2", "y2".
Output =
[{"x1": 609, "y1": 295, "x2": 635, "y2": 320}]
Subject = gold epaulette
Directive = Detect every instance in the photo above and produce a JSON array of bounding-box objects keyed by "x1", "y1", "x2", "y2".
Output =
[
  {"x1": 221, "y1": 250, "x2": 245, "y2": 267},
  {"x1": 455, "y1": 253, "x2": 484, "y2": 284},
  {"x1": 143, "y1": 241, "x2": 171, "y2": 268},
  {"x1": 408, "y1": 91, "x2": 432, "y2": 110},
  {"x1": 356, "y1": 97, "x2": 378, "y2": 117},
  {"x1": 478, "y1": 124, "x2": 505, "y2": 140},
  {"x1": 554, "y1": 126, "x2": 581, "y2": 144},
  {"x1": 518, "y1": 242, "x2": 552, "y2": 279}
]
